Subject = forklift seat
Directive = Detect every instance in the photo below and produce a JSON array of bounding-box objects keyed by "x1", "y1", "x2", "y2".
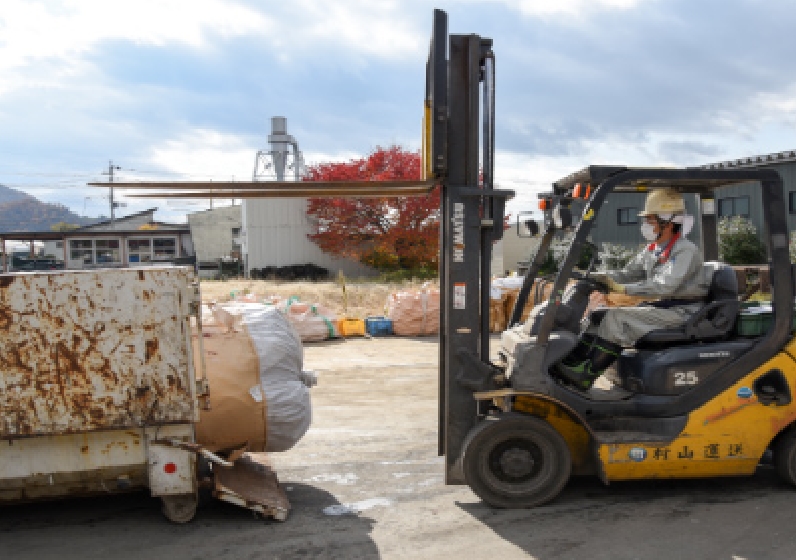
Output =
[{"x1": 635, "y1": 262, "x2": 740, "y2": 347}]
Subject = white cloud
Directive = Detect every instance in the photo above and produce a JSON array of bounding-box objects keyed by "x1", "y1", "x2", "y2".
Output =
[
  {"x1": 147, "y1": 128, "x2": 257, "y2": 180},
  {"x1": 497, "y1": 128, "x2": 728, "y2": 215},
  {"x1": 496, "y1": 0, "x2": 648, "y2": 18},
  {"x1": 0, "y1": 0, "x2": 270, "y2": 94},
  {"x1": 268, "y1": 0, "x2": 426, "y2": 61}
]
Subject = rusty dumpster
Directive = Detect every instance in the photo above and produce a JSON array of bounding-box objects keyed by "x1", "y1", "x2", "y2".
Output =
[{"x1": 0, "y1": 267, "x2": 288, "y2": 523}]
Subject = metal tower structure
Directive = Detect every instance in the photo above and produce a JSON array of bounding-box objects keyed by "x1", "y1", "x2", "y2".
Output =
[{"x1": 252, "y1": 117, "x2": 305, "y2": 181}]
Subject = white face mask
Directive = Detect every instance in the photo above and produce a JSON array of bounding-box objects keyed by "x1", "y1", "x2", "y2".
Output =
[{"x1": 640, "y1": 222, "x2": 657, "y2": 242}]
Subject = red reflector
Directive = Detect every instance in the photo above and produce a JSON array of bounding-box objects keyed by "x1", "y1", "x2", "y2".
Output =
[
  {"x1": 164, "y1": 462, "x2": 177, "y2": 474},
  {"x1": 585, "y1": 185, "x2": 592, "y2": 198},
  {"x1": 538, "y1": 199, "x2": 549, "y2": 211},
  {"x1": 573, "y1": 184, "x2": 583, "y2": 198}
]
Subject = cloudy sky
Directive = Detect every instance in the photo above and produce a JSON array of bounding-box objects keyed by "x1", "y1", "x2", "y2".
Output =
[{"x1": 2, "y1": 0, "x2": 796, "y2": 222}]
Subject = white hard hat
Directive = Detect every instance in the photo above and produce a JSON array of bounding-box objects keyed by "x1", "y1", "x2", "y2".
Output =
[{"x1": 638, "y1": 188, "x2": 686, "y2": 217}]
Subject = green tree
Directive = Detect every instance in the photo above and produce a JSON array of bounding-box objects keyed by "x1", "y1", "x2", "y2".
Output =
[
  {"x1": 50, "y1": 221, "x2": 80, "y2": 232},
  {"x1": 718, "y1": 216, "x2": 767, "y2": 265}
]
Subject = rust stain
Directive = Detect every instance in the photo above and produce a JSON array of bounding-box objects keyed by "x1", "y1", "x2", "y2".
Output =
[
  {"x1": 80, "y1": 445, "x2": 89, "y2": 454},
  {"x1": 0, "y1": 268, "x2": 195, "y2": 437},
  {"x1": 145, "y1": 339, "x2": 159, "y2": 362},
  {"x1": 703, "y1": 397, "x2": 758, "y2": 426}
]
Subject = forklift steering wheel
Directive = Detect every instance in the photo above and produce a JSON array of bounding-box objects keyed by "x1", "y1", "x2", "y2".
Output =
[{"x1": 570, "y1": 271, "x2": 610, "y2": 294}]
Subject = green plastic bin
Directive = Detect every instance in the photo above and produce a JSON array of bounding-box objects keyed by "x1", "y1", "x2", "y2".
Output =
[{"x1": 734, "y1": 302, "x2": 796, "y2": 336}]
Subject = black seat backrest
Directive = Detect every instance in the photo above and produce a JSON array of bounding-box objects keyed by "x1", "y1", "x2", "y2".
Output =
[
  {"x1": 635, "y1": 261, "x2": 740, "y2": 347},
  {"x1": 704, "y1": 261, "x2": 738, "y2": 302}
]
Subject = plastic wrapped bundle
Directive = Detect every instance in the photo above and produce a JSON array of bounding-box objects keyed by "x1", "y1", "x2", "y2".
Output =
[
  {"x1": 386, "y1": 287, "x2": 440, "y2": 336},
  {"x1": 195, "y1": 303, "x2": 312, "y2": 453},
  {"x1": 489, "y1": 283, "x2": 507, "y2": 332},
  {"x1": 283, "y1": 301, "x2": 337, "y2": 342}
]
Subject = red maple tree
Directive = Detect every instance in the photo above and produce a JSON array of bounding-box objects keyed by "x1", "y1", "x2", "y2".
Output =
[{"x1": 305, "y1": 146, "x2": 441, "y2": 272}]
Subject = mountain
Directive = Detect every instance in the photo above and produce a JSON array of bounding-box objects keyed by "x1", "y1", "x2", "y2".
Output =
[
  {"x1": 0, "y1": 185, "x2": 32, "y2": 205},
  {"x1": 0, "y1": 185, "x2": 97, "y2": 233}
]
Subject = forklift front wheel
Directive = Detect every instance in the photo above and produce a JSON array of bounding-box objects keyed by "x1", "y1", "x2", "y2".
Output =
[
  {"x1": 775, "y1": 428, "x2": 796, "y2": 486},
  {"x1": 462, "y1": 414, "x2": 571, "y2": 508},
  {"x1": 161, "y1": 493, "x2": 199, "y2": 524}
]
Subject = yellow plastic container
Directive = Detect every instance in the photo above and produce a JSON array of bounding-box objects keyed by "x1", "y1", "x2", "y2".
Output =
[{"x1": 337, "y1": 318, "x2": 366, "y2": 337}]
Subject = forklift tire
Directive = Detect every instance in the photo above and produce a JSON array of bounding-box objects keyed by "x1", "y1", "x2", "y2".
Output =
[
  {"x1": 775, "y1": 428, "x2": 796, "y2": 486},
  {"x1": 462, "y1": 414, "x2": 571, "y2": 508},
  {"x1": 161, "y1": 493, "x2": 198, "y2": 524}
]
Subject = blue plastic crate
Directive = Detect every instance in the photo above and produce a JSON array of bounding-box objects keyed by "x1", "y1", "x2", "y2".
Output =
[{"x1": 365, "y1": 316, "x2": 393, "y2": 336}]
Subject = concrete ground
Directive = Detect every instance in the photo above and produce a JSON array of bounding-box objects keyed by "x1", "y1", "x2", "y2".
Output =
[{"x1": 2, "y1": 337, "x2": 796, "y2": 559}]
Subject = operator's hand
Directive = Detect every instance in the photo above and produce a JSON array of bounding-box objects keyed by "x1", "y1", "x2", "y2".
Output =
[{"x1": 603, "y1": 276, "x2": 626, "y2": 294}]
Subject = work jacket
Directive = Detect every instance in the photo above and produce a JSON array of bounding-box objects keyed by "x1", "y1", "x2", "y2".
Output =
[{"x1": 609, "y1": 237, "x2": 710, "y2": 300}]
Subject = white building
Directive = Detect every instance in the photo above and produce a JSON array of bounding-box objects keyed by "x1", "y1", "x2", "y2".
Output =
[
  {"x1": 187, "y1": 205, "x2": 242, "y2": 263},
  {"x1": 242, "y1": 199, "x2": 376, "y2": 278},
  {"x1": 245, "y1": 117, "x2": 375, "y2": 278},
  {"x1": 35, "y1": 208, "x2": 193, "y2": 270}
]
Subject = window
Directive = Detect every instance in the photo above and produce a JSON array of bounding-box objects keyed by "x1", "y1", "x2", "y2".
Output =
[
  {"x1": 718, "y1": 196, "x2": 750, "y2": 218},
  {"x1": 153, "y1": 238, "x2": 177, "y2": 260},
  {"x1": 69, "y1": 239, "x2": 121, "y2": 266},
  {"x1": 128, "y1": 239, "x2": 152, "y2": 263},
  {"x1": 55, "y1": 241, "x2": 63, "y2": 249},
  {"x1": 95, "y1": 239, "x2": 120, "y2": 264},
  {"x1": 617, "y1": 207, "x2": 638, "y2": 225},
  {"x1": 69, "y1": 240, "x2": 93, "y2": 265},
  {"x1": 790, "y1": 192, "x2": 796, "y2": 214},
  {"x1": 231, "y1": 227, "x2": 241, "y2": 237}
]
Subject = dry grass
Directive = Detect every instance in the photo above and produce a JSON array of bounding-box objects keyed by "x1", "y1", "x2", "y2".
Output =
[{"x1": 199, "y1": 278, "x2": 438, "y2": 319}]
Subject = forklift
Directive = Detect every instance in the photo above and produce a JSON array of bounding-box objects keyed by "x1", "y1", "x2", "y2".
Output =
[
  {"x1": 428, "y1": 9, "x2": 796, "y2": 508},
  {"x1": 100, "y1": 8, "x2": 796, "y2": 512}
]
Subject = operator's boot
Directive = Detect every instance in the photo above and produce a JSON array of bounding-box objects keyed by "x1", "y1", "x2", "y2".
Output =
[
  {"x1": 560, "y1": 333, "x2": 597, "y2": 366},
  {"x1": 554, "y1": 338, "x2": 622, "y2": 390}
]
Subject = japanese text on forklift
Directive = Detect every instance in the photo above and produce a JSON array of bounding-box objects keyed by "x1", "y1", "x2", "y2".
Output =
[{"x1": 427, "y1": 8, "x2": 796, "y2": 509}]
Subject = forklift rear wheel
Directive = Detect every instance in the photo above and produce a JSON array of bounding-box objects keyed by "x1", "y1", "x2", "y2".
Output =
[
  {"x1": 462, "y1": 414, "x2": 571, "y2": 508},
  {"x1": 161, "y1": 494, "x2": 198, "y2": 524},
  {"x1": 775, "y1": 428, "x2": 796, "y2": 486}
]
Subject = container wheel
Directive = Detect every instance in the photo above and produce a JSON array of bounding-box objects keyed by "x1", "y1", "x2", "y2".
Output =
[
  {"x1": 161, "y1": 494, "x2": 198, "y2": 524},
  {"x1": 462, "y1": 414, "x2": 571, "y2": 508},
  {"x1": 775, "y1": 428, "x2": 796, "y2": 486}
]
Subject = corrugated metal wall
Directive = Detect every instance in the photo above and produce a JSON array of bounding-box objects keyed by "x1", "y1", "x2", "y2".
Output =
[{"x1": 242, "y1": 199, "x2": 377, "y2": 278}]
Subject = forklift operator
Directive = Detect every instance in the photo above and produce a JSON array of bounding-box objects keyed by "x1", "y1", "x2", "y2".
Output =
[{"x1": 556, "y1": 188, "x2": 708, "y2": 389}]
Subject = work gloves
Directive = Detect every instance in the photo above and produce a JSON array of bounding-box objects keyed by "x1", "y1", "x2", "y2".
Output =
[{"x1": 590, "y1": 273, "x2": 626, "y2": 294}]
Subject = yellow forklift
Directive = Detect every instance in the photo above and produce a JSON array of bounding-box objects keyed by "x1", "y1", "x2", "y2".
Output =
[
  {"x1": 427, "y1": 10, "x2": 796, "y2": 508},
  {"x1": 100, "y1": 8, "x2": 796, "y2": 512}
]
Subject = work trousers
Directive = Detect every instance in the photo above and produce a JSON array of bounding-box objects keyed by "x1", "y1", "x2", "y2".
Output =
[{"x1": 584, "y1": 304, "x2": 701, "y2": 347}]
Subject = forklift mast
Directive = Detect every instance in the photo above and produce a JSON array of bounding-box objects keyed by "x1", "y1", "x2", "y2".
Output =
[{"x1": 426, "y1": 10, "x2": 514, "y2": 484}]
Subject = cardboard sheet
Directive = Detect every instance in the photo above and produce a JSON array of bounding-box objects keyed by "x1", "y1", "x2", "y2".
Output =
[{"x1": 193, "y1": 324, "x2": 268, "y2": 452}]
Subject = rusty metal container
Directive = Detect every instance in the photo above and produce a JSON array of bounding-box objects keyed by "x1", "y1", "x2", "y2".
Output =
[
  {"x1": 0, "y1": 267, "x2": 289, "y2": 523},
  {"x1": 0, "y1": 267, "x2": 201, "y2": 521}
]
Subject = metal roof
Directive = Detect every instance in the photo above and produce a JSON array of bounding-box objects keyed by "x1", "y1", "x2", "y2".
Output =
[
  {"x1": 552, "y1": 166, "x2": 781, "y2": 195},
  {"x1": 77, "y1": 207, "x2": 159, "y2": 229},
  {"x1": 701, "y1": 149, "x2": 796, "y2": 170}
]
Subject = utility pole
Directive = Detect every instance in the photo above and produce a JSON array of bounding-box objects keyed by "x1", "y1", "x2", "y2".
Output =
[{"x1": 102, "y1": 160, "x2": 121, "y2": 225}]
